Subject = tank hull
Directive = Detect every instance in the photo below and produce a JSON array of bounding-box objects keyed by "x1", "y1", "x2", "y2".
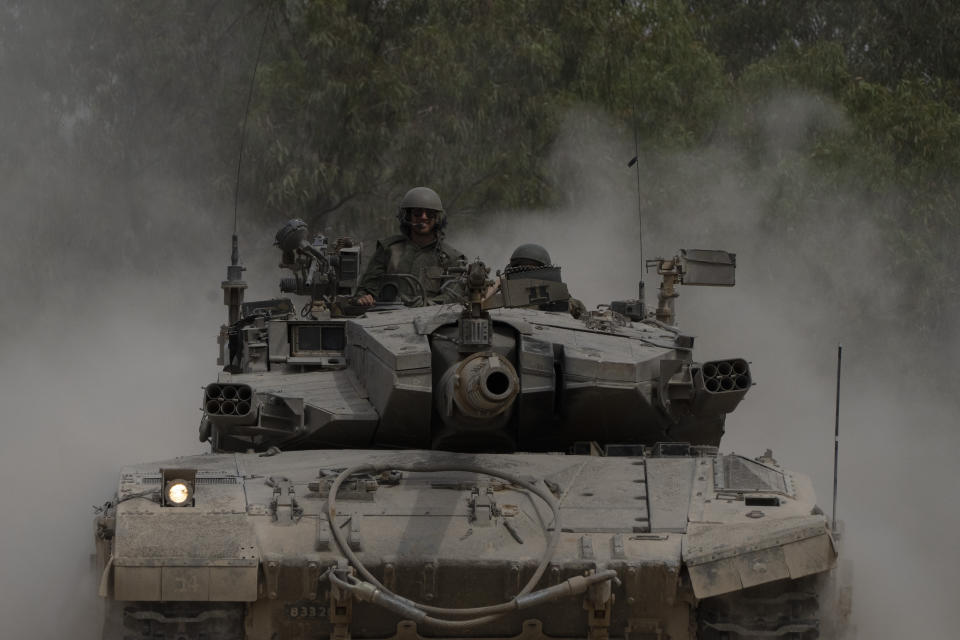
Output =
[{"x1": 97, "y1": 449, "x2": 840, "y2": 639}]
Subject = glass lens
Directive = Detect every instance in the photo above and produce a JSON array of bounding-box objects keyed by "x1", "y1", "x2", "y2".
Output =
[{"x1": 167, "y1": 482, "x2": 190, "y2": 504}]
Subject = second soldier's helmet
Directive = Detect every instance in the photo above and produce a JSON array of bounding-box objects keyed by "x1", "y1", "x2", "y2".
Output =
[
  {"x1": 509, "y1": 243, "x2": 552, "y2": 268},
  {"x1": 397, "y1": 187, "x2": 446, "y2": 234}
]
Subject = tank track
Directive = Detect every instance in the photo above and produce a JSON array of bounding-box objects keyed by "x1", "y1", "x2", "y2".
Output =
[
  {"x1": 101, "y1": 602, "x2": 244, "y2": 640},
  {"x1": 696, "y1": 576, "x2": 822, "y2": 639}
]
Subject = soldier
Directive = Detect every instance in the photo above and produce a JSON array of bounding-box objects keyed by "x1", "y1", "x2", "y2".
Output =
[
  {"x1": 486, "y1": 244, "x2": 586, "y2": 317},
  {"x1": 356, "y1": 187, "x2": 465, "y2": 306},
  {"x1": 505, "y1": 243, "x2": 556, "y2": 274}
]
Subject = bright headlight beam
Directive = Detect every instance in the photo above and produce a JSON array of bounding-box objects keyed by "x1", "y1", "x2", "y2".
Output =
[{"x1": 165, "y1": 480, "x2": 192, "y2": 506}]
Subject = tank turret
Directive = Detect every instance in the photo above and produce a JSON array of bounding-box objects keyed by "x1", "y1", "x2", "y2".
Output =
[{"x1": 202, "y1": 223, "x2": 751, "y2": 453}]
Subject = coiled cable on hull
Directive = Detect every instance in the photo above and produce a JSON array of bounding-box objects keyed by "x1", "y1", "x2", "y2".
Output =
[{"x1": 324, "y1": 461, "x2": 618, "y2": 630}]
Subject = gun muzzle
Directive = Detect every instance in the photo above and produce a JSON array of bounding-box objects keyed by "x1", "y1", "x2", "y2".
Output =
[{"x1": 437, "y1": 352, "x2": 520, "y2": 423}]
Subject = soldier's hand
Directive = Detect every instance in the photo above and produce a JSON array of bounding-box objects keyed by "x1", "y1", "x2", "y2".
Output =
[{"x1": 356, "y1": 294, "x2": 376, "y2": 306}]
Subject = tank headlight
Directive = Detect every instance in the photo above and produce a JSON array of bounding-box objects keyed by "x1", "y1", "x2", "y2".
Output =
[{"x1": 164, "y1": 479, "x2": 194, "y2": 507}]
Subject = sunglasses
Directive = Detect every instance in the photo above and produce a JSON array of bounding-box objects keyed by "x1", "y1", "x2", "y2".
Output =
[{"x1": 406, "y1": 209, "x2": 438, "y2": 220}]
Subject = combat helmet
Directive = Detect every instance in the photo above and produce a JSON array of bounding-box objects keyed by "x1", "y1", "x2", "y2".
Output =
[
  {"x1": 505, "y1": 243, "x2": 562, "y2": 283},
  {"x1": 509, "y1": 243, "x2": 552, "y2": 268},
  {"x1": 397, "y1": 187, "x2": 446, "y2": 235}
]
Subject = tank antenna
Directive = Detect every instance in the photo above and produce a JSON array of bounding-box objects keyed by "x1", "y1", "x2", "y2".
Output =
[
  {"x1": 627, "y1": 111, "x2": 644, "y2": 267},
  {"x1": 831, "y1": 344, "x2": 842, "y2": 530},
  {"x1": 627, "y1": 103, "x2": 645, "y2": 298},
  {"x1": 233, "y1": 9, "x2": 270, "y2": 238},
  {"x1": 222, "y1": 11, "x2": 271, "y2": 327}
]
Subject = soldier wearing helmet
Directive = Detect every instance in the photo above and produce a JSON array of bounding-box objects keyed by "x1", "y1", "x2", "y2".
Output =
[
  {"x1": 505, "y1": 244, "x2": 558, "y2": 278},
  {"x1": 356, "y1": 187, "x2": 465, "y2": 306},
  {"x1": 484, "y1": 243, "x2": 585, "y2": 317}
]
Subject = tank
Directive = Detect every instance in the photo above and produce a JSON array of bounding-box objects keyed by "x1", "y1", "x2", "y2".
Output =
[{"x1": 94, "y1": 220, "x2": 851, "y2": 639}]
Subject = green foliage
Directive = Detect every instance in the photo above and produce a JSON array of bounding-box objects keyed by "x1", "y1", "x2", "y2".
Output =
[
  {"x1": 11, "y1": 0, "x2": 960, "y2": 334},
  {"x1": 722, "y1": 35, "x2": 960, "y2": 335},
  {"x1": 248, "y1": 0, "x2": 730, "y2": 224}
]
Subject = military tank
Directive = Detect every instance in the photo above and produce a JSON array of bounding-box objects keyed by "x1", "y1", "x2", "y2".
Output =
[{"x1": 94, "y1": 220, "x2": 850, "y2": 639}]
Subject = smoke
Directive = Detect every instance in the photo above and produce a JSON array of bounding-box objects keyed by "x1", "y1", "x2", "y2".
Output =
[
  {"x1": 447, "y1": 101, "x2": 960, "y2": 637},
  {"x1": 0, "y1": 11, "x2": 263, "y2": 628},
  {"x1": 0, "y1": 164, "x2": 242, "y2": 637}
]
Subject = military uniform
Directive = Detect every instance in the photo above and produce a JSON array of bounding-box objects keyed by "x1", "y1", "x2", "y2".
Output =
[{"x1": 358, "y1": 235, "x2": 465, "y2": 305}]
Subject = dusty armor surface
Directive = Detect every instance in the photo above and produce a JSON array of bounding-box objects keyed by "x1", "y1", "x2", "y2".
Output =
[{"x1": 94, "y1": 223, "x2": 850, "y2": 639}]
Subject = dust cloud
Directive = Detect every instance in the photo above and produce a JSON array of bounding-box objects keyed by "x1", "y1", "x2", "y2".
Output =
[{"x1": 0, "y1": 175, "x2": 241, "y2": 638}]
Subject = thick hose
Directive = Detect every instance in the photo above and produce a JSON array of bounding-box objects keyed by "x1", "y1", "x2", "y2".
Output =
[{"x1": 325, "y1": 461, "x2": 565, "y2": 621}]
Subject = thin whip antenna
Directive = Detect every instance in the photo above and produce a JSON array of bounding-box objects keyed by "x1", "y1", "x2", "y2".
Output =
[
  {"x1": 221, "y1": 8, "x2": 269, "y2": 332},
  {"x1": 831, "y1": 344, "x2": 842, "y2": 529},
  {"x1": 233, "y1": 11, "x2": 271, "y2": 240},
  {"x1": 627, "y1": 104, "x2": 644, "y2": 269}
]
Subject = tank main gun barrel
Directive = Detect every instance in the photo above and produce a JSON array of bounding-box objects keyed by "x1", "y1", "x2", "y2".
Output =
[{"x1": 436, "y1": 352, "x2": 520, "y2": 426}]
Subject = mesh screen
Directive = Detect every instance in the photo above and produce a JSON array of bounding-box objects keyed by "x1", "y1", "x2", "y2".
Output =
[{"x1": 140, "y1": 475, "x2": 240, "y2": 485}]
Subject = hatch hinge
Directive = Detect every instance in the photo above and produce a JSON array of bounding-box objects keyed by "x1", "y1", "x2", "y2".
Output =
[
  {"x1": 584, "y1": 572, "x2": 615, "y2": 640},
  {"x1": 267, "y1": 476, "x2": 303, "y2": 524},
  {"x1": 469, "y1": 486, "x2": 498, "y2": 526},
  {"x1": 329, "y1": 568, "x2": 355, "y2": 640}
]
